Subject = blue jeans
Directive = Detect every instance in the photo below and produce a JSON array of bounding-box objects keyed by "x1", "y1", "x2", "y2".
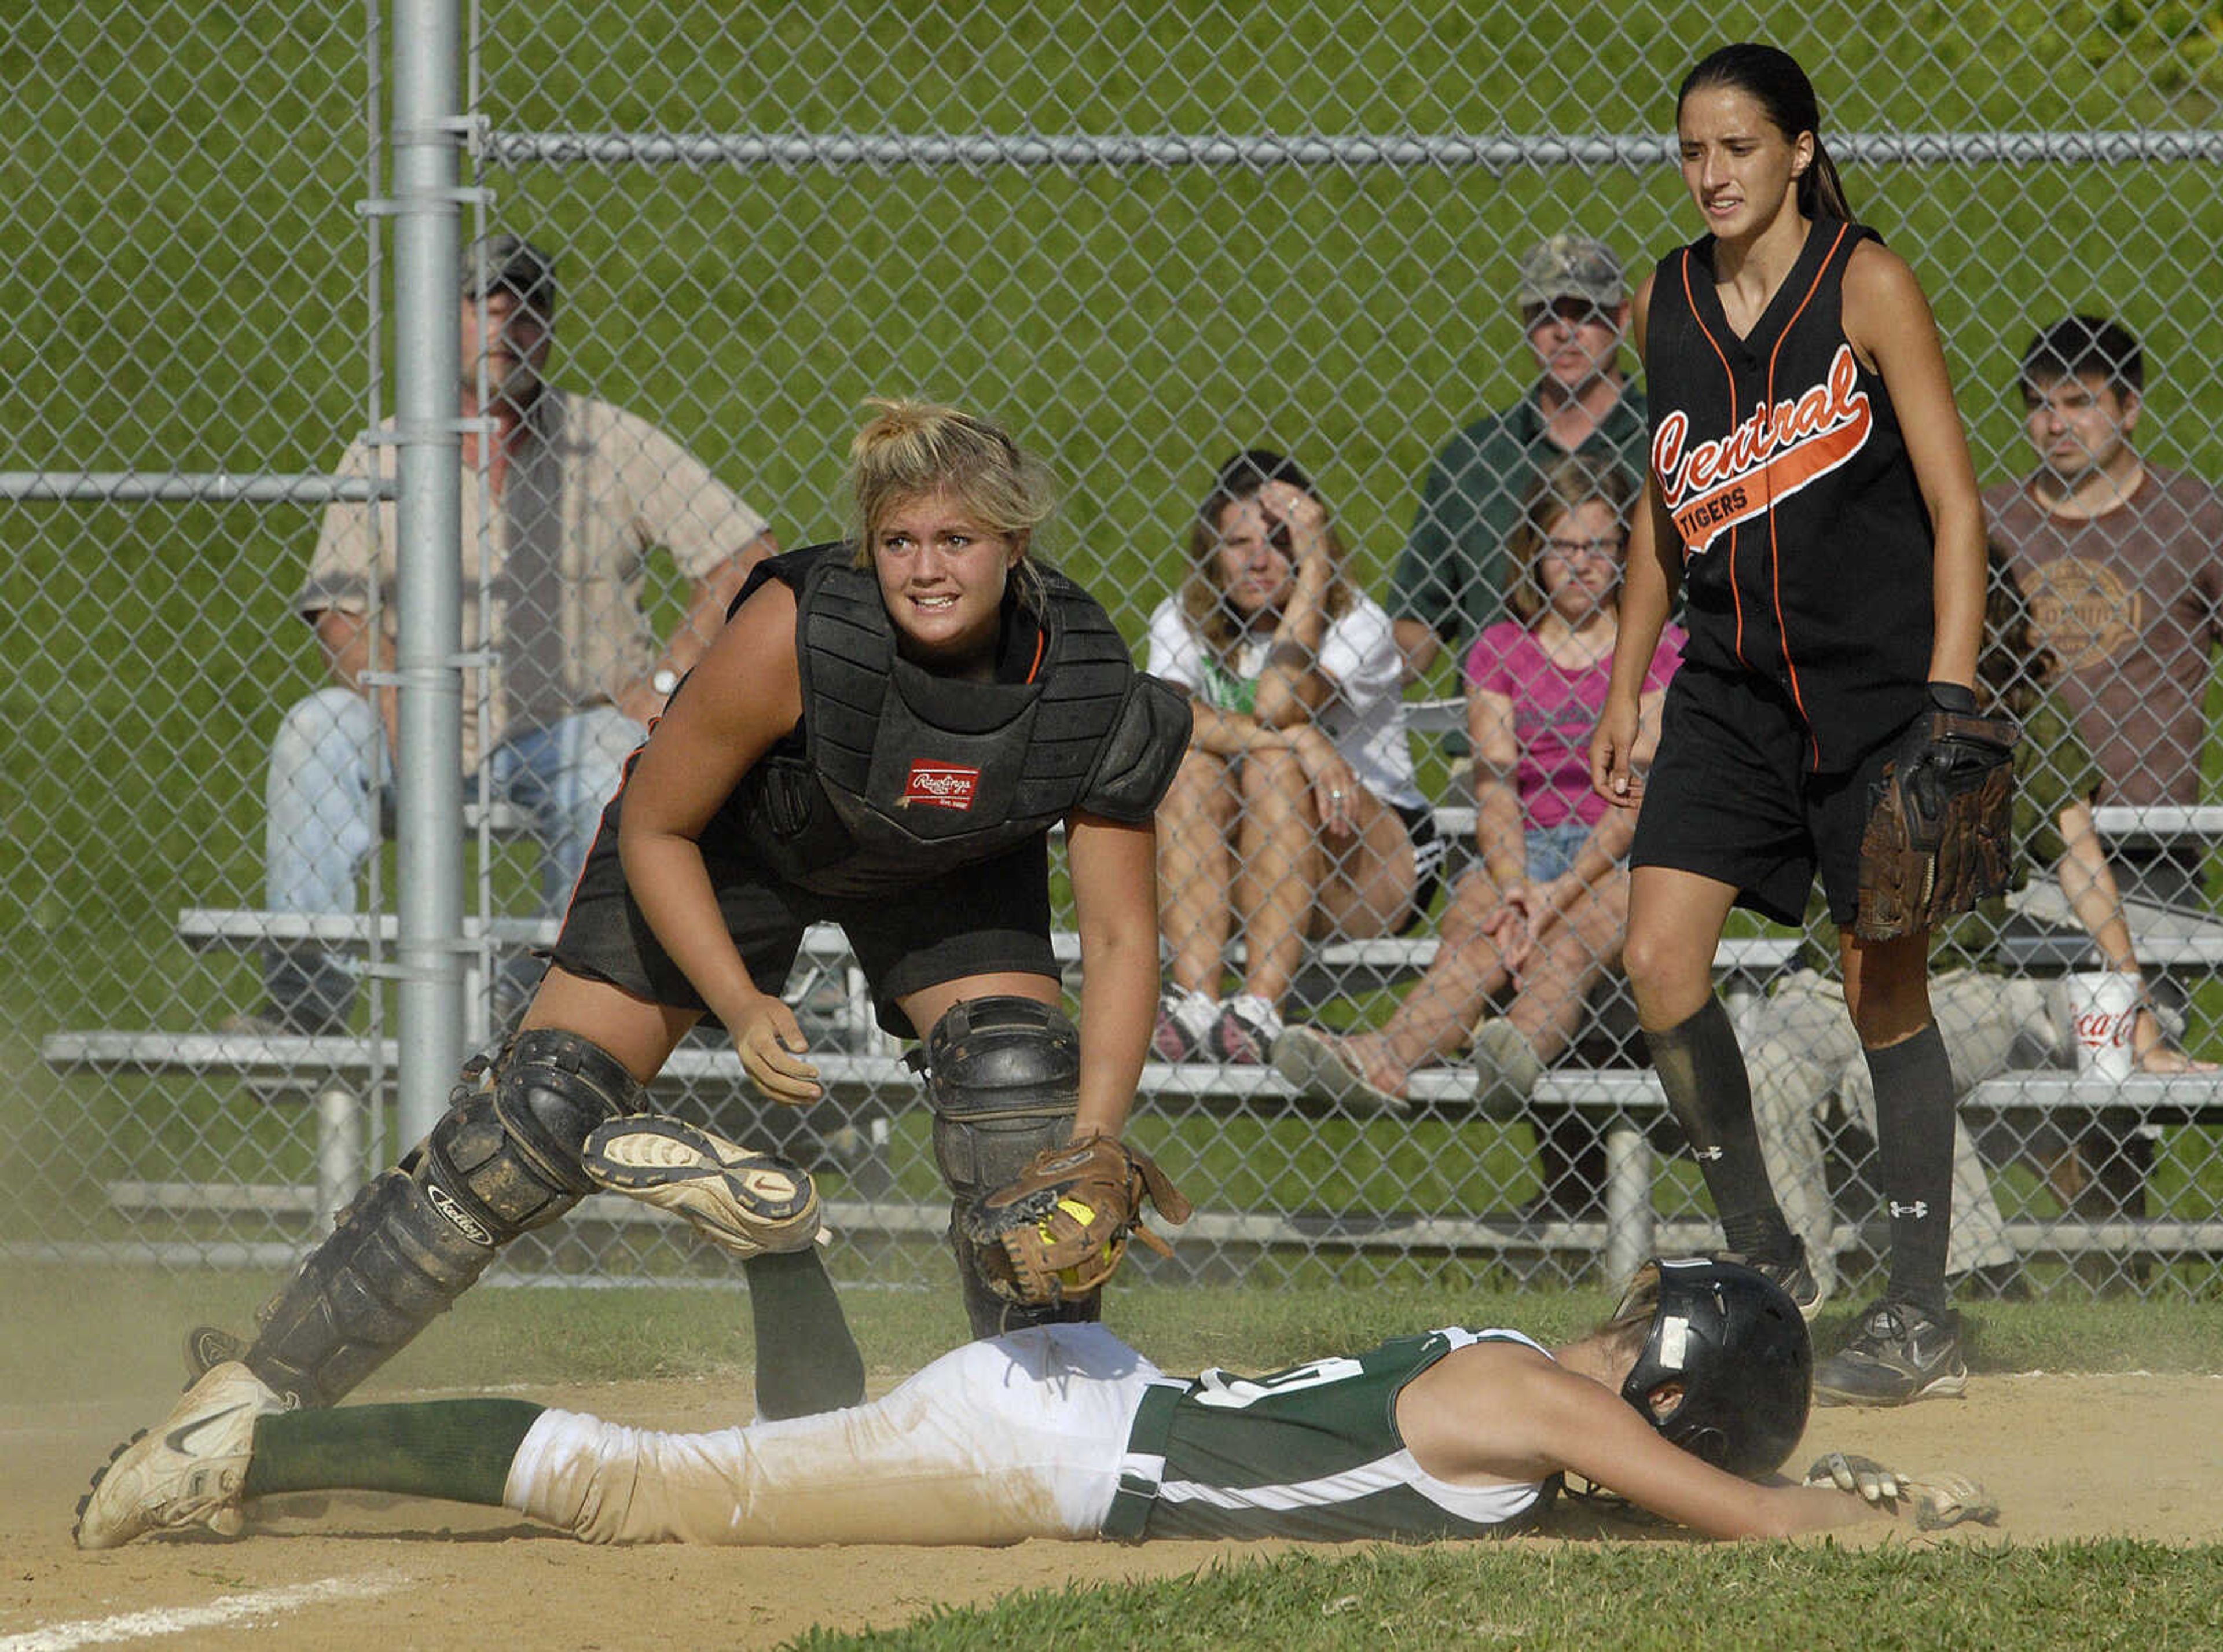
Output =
[
  {"x1": 261, "y1": 686, "x2": 641, "y2": 1030},
  {"x1": 1524, "y1": 820, "x2": 1596, "y2": 883}
]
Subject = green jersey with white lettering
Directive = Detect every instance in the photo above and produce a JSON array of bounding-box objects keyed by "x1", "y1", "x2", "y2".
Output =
[{"x1": 1102, "y1": 1327, "x2": 1558, "y2": 1541}]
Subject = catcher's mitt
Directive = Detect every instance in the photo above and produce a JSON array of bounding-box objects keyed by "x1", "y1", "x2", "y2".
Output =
[
  {"x1": 1854, "y1": 700, "x2": 2019, "y2": 941},
  {"x1": 961, "y1": 1133, "x2": 1193, "y2": 1307}
]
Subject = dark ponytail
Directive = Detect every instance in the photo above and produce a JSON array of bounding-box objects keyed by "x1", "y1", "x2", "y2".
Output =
[
  {"x1": 1802, "y1": 136, "x2": 1853, "y2": 222},
  {"x1": 1678, "y1": 43, "x2": 1854, "y2": 222}
]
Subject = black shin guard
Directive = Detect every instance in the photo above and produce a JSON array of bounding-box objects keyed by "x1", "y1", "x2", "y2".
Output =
[
  {"x1": 1865, "y1": 1022, "x2": 1956, "y2": 1316},
  {"x1": 244, "y1": 1030, "x2": 644, "y2": 1405},
  {"x1": 244, "y1": 1168, "x2": 504, "y2": 1408},
  {"x1": 1646, "y1": 996, "x2": 1796, "y2": 1260}
]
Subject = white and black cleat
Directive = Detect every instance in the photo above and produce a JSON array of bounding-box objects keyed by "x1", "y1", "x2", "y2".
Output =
[
  {"x1": 584, "y1": 1115, "x2": 824, "y2": 1259},
  {"x1": 74, "y1": 1361, "x2": 288, "y2": 1550}
]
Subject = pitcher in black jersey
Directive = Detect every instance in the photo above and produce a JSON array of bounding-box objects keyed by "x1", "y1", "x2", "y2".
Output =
[
  {"x1": 74, "y1": 1256, "x2": 2000, "y2": 1550},
  {"x1": 1588, "y1": 45, "x2": 1988, "y2": 1406}
]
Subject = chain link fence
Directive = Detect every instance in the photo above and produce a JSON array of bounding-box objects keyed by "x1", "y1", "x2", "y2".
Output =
[{"x1": 7, "y1": 1, "x2": 2222, "y2": 1307}]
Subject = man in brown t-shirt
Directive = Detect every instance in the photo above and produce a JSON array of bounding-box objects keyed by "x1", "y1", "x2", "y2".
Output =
[
  {"x1": 1984, "y1": 314, "x2": 2223, "y2": 1221},
  {"x1": 1987, "y1": 316, "x2": 2223, "y2": 826},
  {"x1": 243, "y1": 234, "x2": 779, "y2": 1034}
]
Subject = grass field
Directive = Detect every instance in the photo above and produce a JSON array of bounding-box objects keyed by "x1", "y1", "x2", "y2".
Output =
[{"x1": 787, "y1": 1544, "x2": 2223, "y2": 1650}]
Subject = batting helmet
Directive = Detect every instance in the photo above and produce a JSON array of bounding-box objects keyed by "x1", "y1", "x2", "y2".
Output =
[{"x1": 1616, "y1": 1256, "x2": 1813, "y2": 1480}]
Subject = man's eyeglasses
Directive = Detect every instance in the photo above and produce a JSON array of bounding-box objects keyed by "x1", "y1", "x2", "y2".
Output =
[{"x1": 1524, "y1": 298, "x2": 1615, "y2": 331}]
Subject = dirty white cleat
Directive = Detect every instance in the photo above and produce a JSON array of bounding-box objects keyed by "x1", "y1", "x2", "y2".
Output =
[
  {"x1": 584, "y1": 1115, "x2": 824, "y2": 1258},
  {"x1": 74, "y1": 1361, "x2": 287, "y2": 1550}
]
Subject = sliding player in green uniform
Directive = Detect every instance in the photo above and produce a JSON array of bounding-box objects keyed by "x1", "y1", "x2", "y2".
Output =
[{"x1": 76, "y1": 1250, "x2": 1991, "y2": 1549}]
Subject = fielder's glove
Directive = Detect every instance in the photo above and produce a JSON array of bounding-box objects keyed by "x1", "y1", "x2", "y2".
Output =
[
  {"x1": 1803, "y1": 1452, "x2": 2001, "y2": 1531},
  {"x1": 962, "y1": 1133, "x2": 1193, "y2": 1307},
  {"x1": 1854, "y1": 684, "x2": 2019, "y2": 941}
]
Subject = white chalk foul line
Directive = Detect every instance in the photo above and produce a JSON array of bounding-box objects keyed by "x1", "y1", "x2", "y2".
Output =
[{"x1": 0, "y1": 1570, "x2": 405, "y2": 1652}]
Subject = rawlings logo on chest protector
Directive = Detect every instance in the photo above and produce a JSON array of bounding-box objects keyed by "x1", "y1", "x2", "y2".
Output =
[{"x1": 902, "y1": 761, "x2": 982, "y2": 810}]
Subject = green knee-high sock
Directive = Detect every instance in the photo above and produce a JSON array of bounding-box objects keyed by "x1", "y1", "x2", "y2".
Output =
[
  {"x1": 241, "y1": 1398, "x2": 544, "y2": 1506},
  {"x1": 1646, "y1": 995, "x2": 1799, "y2": 1262},
  {"x1": 744, "y1": 1246, "x2": 865, "y2": 1420}
]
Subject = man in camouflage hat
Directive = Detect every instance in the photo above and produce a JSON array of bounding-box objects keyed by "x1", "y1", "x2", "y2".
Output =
[{"x1": 1388, "y1": 233, "x2": 1646, "y2": 678}]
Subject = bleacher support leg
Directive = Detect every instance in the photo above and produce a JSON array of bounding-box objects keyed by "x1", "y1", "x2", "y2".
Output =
[
  {"x1": 314, "y1": 1082, "x2": 363, "y2": 1231},
  {"x1": 1602, "y1": 1120, "x2": 1654, "y2": 1284}
]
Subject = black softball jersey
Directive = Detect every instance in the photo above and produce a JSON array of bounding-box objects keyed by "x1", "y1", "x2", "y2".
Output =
[{"x1": 1644, "y1": 218, "x2": 1934, "y2": 771}]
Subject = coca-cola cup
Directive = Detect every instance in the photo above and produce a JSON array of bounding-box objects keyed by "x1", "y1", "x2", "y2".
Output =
[{"x1": 2049, "y1": 970, "x2": 2139, "y2": 1081}]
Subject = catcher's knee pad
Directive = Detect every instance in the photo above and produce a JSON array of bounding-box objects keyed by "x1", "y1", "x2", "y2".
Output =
[
  {"x1": 423, "y1": 1027, "x2": 643, "y2": 1229},
  {"x1": 245, "y1": 1029, "x2": 644, "y2": 1405},
  {"x1": 919, "y1": 996, "x2": 1080, "y2": 1203}
]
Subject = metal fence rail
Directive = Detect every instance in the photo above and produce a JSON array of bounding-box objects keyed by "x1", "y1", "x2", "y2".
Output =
[
  {"x1": 0, "y1": 476, "x2": 396, "y2": 502},
  {"x1": 485, "y1": 129, "x2": 2223, "y2": 170}
]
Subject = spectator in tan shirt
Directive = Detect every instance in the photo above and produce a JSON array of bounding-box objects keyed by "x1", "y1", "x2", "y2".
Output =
[{"x1": 236, "y1": 234, "x2": 777, "y2": 1035}]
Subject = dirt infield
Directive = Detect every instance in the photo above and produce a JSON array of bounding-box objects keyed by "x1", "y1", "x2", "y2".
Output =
[{"x1": 8, "y1": 1368, "x2": 2218, "y2": 1649}]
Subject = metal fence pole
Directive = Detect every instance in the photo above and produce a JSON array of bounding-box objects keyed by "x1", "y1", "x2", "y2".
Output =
[{"x1": 390, "y1": 0, "x2": 466, "y2": 1147}]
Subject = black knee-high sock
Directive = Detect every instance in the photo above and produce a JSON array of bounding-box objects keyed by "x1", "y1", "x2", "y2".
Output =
[
  {"x1": 1646, "y1": 996, "x2": 1797, "y2": 1261},
  {"x1": 743, "y1": 1247, "x2": 865, "y2": 1420},
  {"x1": 1864, "y1": 1022, "x2": 1956, "y2": 1318},
  {"x1": 242, "y1": 1399, "x2": 544, "y2": 1505}
]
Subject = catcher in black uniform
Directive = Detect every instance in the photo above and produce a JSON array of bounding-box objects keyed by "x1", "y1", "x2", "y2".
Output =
[
  {"x1": 1590, "y1": 46, "x2": 2005, "y2": 1406},
  {"x1": 125, "y1": 399, "x2": 1193, "y2": 1452}
]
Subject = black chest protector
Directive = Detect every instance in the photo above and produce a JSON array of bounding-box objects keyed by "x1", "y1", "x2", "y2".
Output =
[{"x1": 721, "y1": 545, "x2": 1190, "y2": 898}]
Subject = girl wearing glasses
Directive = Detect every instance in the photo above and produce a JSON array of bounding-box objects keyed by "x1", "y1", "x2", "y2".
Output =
[{"x1": 1276, "y1": 451, "x2": 1681, "y2": 1179}]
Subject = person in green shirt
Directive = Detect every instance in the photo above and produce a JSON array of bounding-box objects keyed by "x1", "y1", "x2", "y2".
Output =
[
  {"x1": 1745, "y1": 549, "x2": 2213, "y2": 1330},
  {"x1": 1388, "y1": 234, "x2": 1650, "y2": 681}
]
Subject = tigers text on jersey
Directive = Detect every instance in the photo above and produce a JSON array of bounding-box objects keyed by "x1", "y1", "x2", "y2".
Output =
[
  {"x1": 1644, "y1": 218, "x2": 1933, "y2": 770},
  {"x1": 1101, "y1": 1327, "x2": 1556, "y2": 1541}
]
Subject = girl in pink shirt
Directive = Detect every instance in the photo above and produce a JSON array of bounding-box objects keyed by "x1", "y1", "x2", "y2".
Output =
[{"x1": 1277, "y1": 455, "x2": 1680, "y2": 1207}]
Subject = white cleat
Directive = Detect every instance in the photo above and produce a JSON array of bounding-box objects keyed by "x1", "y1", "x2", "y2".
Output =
[
  {"x1": 584, "y1": 1115, "x2": 824, "y2": 1258},
  {"x1": 74, "y1": 1361, "x2": 288, "y2": 1550}
]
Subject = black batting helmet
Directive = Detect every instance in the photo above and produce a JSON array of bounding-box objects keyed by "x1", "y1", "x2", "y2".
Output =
[{"x1": 1616, "y1": 1257, "x2": 1813, "y2": 1480}]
